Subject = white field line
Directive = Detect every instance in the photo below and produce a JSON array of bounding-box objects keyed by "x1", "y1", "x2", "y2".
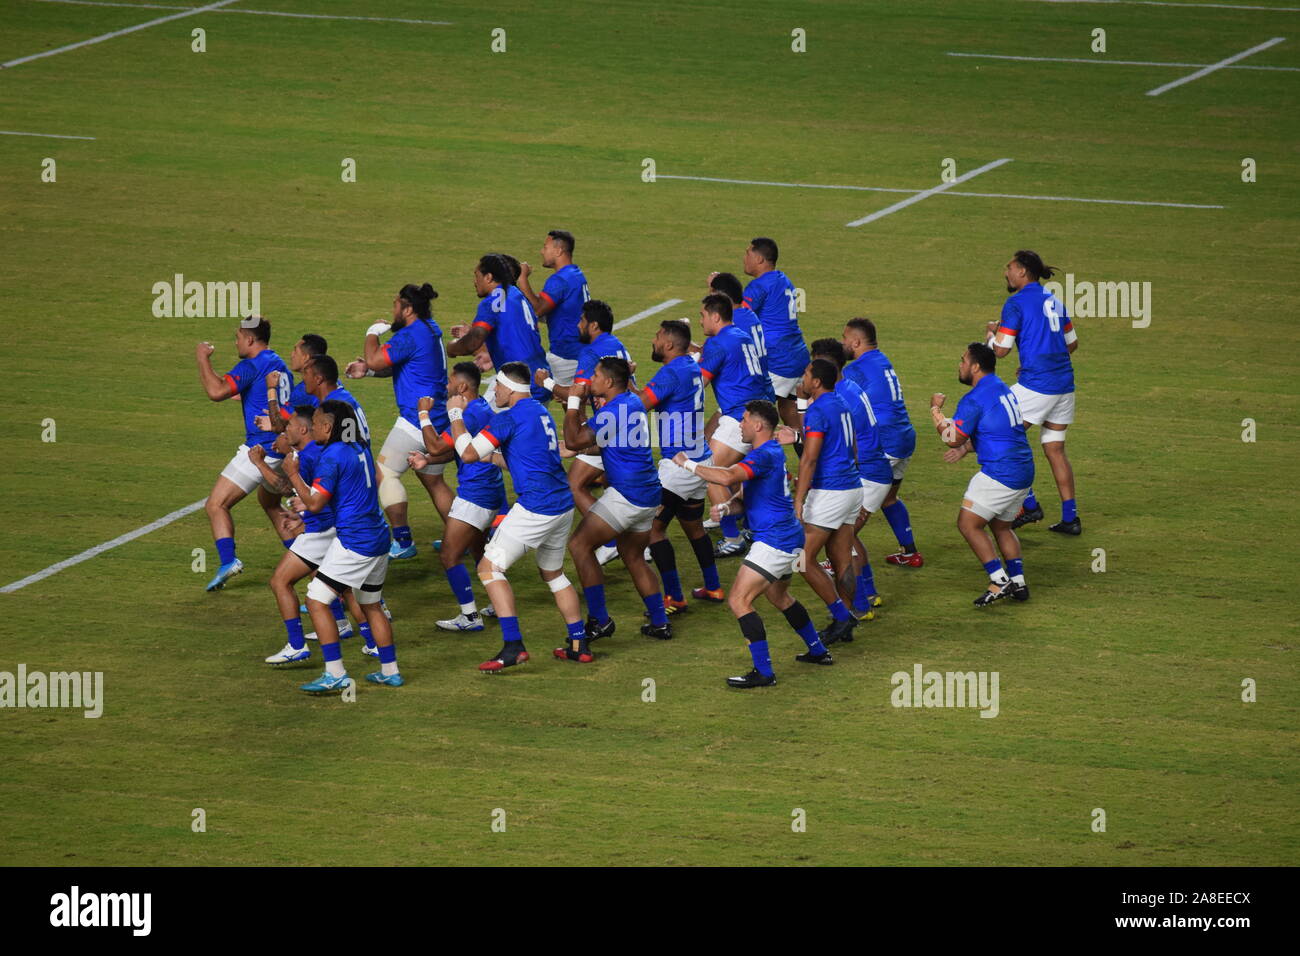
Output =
[
  {"x1": 1027, "y1": 1, "x2": 1300, "y2": 11},
  {"x1": 846, "y1": 158, "x2": 1012, "y2": 226},
  {"x1": 0, "y1": 129, "x2": 96, "y2": 139},
  {"x1": 660, "y1": 170, "x2": 1223, "y2": 210},
  {"x1": 1146, "y1": 36, "x2": 1287, "y2": 94},
  {"x1": 1, "y1": 500, "x2": 206, "y2": 593},
  {"x1": 946, "y1": 51, "x2": 1300, "y2": 72},
  {"x1": 3, "y1": 0, "x2": 242, "y2": 69},
  {"x1": 32, "y1": 0, "x2": 453, "y2": 24},
  {"x1": 612, "y1": 298, "x2": 684, "y2": 331}
]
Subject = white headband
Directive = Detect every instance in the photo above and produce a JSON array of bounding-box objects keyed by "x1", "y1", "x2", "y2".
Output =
[{"x1": 499, "y1": 374, "x2": 531, "y2": 394}]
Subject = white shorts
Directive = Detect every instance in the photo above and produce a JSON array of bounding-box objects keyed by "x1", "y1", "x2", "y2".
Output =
[
  {"x1": 743, "y1": 540, "x2": 802, "y2": 582},
  {"x1": 861, "y1": 477, "x2": 891, "y2": 514},
  {"x1": 658, "y1": 456, "x2": 707, "y2": 501},
  {"x1": 547, "y1": 352, "x2": 578, "y2": 387},
  {"x1": 316, "y1": 537, "x2": 389, "y2": 603},
  {"x1": 802, "y1": 487, "x2": 861, "y2": 530},
  {"x1": 1011, "y1": 383, "x2": 1075, "y2": 427},
  {"x1": 378, "y1": 416, "x2": 445, "y2": 476},
  {"x1": 769, "y1": 371, "x2": 801, "y2": 400},
  {"x1": 575, "y1": 452, "x2": 605, "y2": 471},
  {"x1": 289, "y1": 528, "x2": 337, "y2": 567},
  {"x1": 886, "y1": 455, "x2": 910, "y2": 481},
  {"x1": 590, "y1": 485, "x2": 657, "y2": 535},
  {"x1": 448, "y1": 496, "x2": 497, "y2": 533},
  {"x1": 484, "y1": 503, "x2": 575, "y2": 572},
  {"x1": 962, "y1": 471, "x2": 1031, "y2": 523},
  {"x1": 219, "y1": 444, "x2": 284, "y2": 495},
  {"x1": 712, "y1": 414, "x2": 751, "y2": 454}
]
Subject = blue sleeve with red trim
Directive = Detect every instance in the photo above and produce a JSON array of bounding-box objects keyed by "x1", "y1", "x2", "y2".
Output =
[
  {"x1": 482, "y1": 405, "x2": 515, "y2": 446},
  {"x1": 573, "y1": 344, "x2": 598, "y2": 383},
  {"x1": 998, "y1": 298, "x2": 1022, "y2": 337},
  {"x1": 313, "y1": 445, "x2": 342, "y2": 497},
  {"x1": 698, "y1": 336, "x2": 724, "y2": 380},
  {"x1": 540, "y1": 273, "x2": 565, "y2": 309},
  {"x1": 803, "y1": 398, "x2": 828, "y2": 437},
  {"x1": 739, "y1": 444, "x2": 773, "y2": 479},
  {"x1": 643, "y1": 364, "x2": 678, "y2": 407},
  {"x1": 952, "y1": 392, "x2": 981, "y2": 439},
  {"x1": 382, "y1": 329, "x2": 415, "y2": 369},
  {"x1": 473, "y1": 295, "x2": 499, "y2": 333},
  {"x1": 225, "y1": 358, "x2": 257, "y2": 396}
]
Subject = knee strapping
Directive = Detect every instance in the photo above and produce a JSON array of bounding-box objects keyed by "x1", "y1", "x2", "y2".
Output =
[
  {"x1": 545, "y1": 574, "x2": 572, "y2": 593},
  {"x1": 1041, "y1": 427, "x2": 1067, "y2": 445},
  {"x1": 377, "y1": 463, "x2": 407, "y2": 507}
]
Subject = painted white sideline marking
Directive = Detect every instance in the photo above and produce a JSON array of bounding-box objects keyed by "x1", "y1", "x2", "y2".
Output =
[
  {"x1": 846, "y1": 158, "x2": 1012, "y2": 226},
  {"x1": 3, "y1": 0, "x2": 242, "y2": 69},
  {"x1": 1027, "y1": 1, "x2": 1300, "y2": 12},
  {"x1": 0, "y1": 129, "x2": 96, "y2": 139},
  {"x1": 1, "y1": 500, "x2": 206, "y2": 593},
  {"x1": 32, "y1": 0, "x2": 453, "y2": 24},
  {"x1": 1147, "y1": 37, "x2": 1286, "y2": 95},
  {"x1": 658, "y1": 174, "x2": 916, "y2": 195},
  {"x1": 946, "y1": 52, "x2": 1300, "y2": 72},
  {"x1": 613, "y1": 299, "x2": 685, "y2": 331},
  {"x1": 941, "y1": 190, "x2": 1223, "y2": 209}
]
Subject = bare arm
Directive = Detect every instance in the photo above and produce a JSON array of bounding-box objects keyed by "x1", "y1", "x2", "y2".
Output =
[
  {"x1": 929, "y1": 393, "x2": 966, "y2": 449},
  {"x1": 195, "y1": 342, "x2": 232, "y2": 401},
  {"x1": 280, "y1": 455, "x2": 330, "y2": 513},
  {"x1": 562, "y1": 384, "x2": 597, "y2": 450},
  {"x1": 447, "y1": 323, "x2": 488, "y2": 358},
  {"x1": 794, "y1": 431, "x2": 823, "y2": 519},
  {"x1": 516, "y1": 262, "x2": 555, "y2": 320}
]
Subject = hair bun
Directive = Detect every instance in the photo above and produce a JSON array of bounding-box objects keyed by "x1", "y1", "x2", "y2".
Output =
[{"x1": 420, "y1": 283, "x2": 438, "y2": 300}]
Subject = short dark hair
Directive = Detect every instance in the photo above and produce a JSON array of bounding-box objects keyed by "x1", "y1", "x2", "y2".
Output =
[
  {"x1": 582, "y1": 299, "x2": 614, "y2": 333},
  {"x1": 292, "y1": 404, "x2": 316, "y2": 422},
  {"x1": 744, "y1": 399, "x2": 779, "y2": 432},
  {"x1": 452, "y1": 360, "x2": 481, "y2": 389},
  {"x1": 478, "y1": 254, "x2": 516, "y2": 287},
  {"x1": 597, "y1": 356, "x2": 631, "y2": 389},
  {"x1": 300, "y1": 333, "x2": 328, "y2": 356},
  {"x1": 310, "y1": 354, "x2": 339, "y2": 384},
  {"x1": 809, "y1": 337, "x2": 846, "y2": 368},
  {"x1": 547, "y1": 229, "x2": 575, "y2": 256},
  {"x1": 967, "y1": 342, "x2": 997, "y2": 373},
  {"x1": 659, "y1": 319, "x2": 691, "y2": 351},
  {"x1": 498, "y1": 361, "x2": 531, "y2": 388},
  {"x1": 701, "y1": 293, "x2": 733, "y2": 323},
  {"x1": 242, "y1": 316, "x2": 271, "y2": 344},
  {"x1": 709, "y1": 271, "x2": 744, "y2": 305},
  {"x1": 1013, "y1": 249, "x2": 1056, "y2": 281},
  {"x1": 749, "y1": 237, "x2": 779, "y2": 265},
  {"x1": 399, "y1": 283, "x2": 438, "y2": 319},
  {"x1": 845, "y1": 317, "x2": 877, "y2": 345},
  {"x1": 317, "y1": 399, "x2": 359, "y2": 445},
  {"x1": 808, "y1": 358, "x2": 838, "y2": 390}
]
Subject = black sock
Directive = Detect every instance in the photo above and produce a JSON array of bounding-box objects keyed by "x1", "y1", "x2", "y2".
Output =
[
  {"x1": 737, "y1": 611, "x2": 766, "y2": 644},
  {"x1": 648, "y1": 538, "x2": 677, "y2": 576}
]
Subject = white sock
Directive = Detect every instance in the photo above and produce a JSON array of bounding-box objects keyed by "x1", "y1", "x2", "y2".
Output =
[
  {"x1": 1011, "y1": 574, "x2": 1026, "y2": 586},
  {"x1": 325, "y1": 659, "x2": 346, "y2": 678},
  {"x1": 725, "y1": 536, "x2": 741, "y2": 544},
  {"x1": 460, "y1": 602, "x2": 478, "y2": 616},
  {"x1": 381, "y1": 661, "x2": 399, "y2": 677},
  {"x1": 989, "y1": 571, "x2": 1010, "y2": 587}
]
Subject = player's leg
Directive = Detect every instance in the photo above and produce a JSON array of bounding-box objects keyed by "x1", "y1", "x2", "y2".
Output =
[
  {"x1": 681, "y1": 511, "x2": 724, "y2": 601},
  {"x1": 764, "y1": 575, "x2": 834, "y2": 666},
  {"x1": 853, "y1": 476, "x2": 891, "y2": 614},
  {"x1": 342, "y1": 589, "x2": 378, "y2": 653},
  {"x1": 567, "y1": 508, "x2": 617, "y2": 639},
  {"x1": 775, "y1": 396, "x2": 803, "y2": 453},
  {"x1": 567, "y1": 457, "x2": 605, "y2": 516},
  {"x1": 797, "y1": 523, "x2": 850, "y2": 641},
  {"x1": 1041, "y1": 420, "x2": 1080, "y2": 535},
  {"x1": 617, "y1": 525, "x2": 672, "y2": 640},
  {"x1": 414, "y1": 470, "x2": 454, "y2": 524},
  {"x1": 529, "y1": 512, "x2": 588, "y2": 663},
  {"x1": 647, "y1": 510, "x2": 686, "y2": 611},
  {"x1": 476, "y1": 505, "x2": 536, "y2": 671},
  {"x1": 724, "y1": 564, "x2": 778, "y2": 688},
  {"x1": 881, "y1": 457, "x2": 921, "y2": 567},
  {"x1": 708, "y1": 417, "x2": 750, "y2": 556},
  {"x1": 265, "y1": 548, "x2": 315, "y2": 665},
  {"x1": 299, "y1": 546, "x2": 354, "y2": 693},
  {"x1": 204, "y1": 467, "x2": 251, "y2": 591},
  {"x1": 959, "y1": 473, "x2": 1019, "y2": 607},
  {"x1": 990, "y1": 518, "x2": 1028, "y2": 601},
  {"x1": 353, "y1": 557, "x2": 401, "y2": 686},
  {"x1": 376, "y1": 420, "x2": 420, "y2": 558},
  {"x1": 437, "y1": 503, "x2": 491, "y2": 631},
  {"x1": 257, "y1": 484, "x2": 297, "y2": 548}
]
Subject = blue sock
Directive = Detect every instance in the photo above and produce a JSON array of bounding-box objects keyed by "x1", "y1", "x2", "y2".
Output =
[
  {"x1": 983, "y1": 558, "x2": 1006, "y2": 580},
  {"x1": 604, "y1": 538, "x2": 617, "y2": 550},
  {"x1": 797, "y1": 621, "x2": 828, "y2": 656},
  {"x1": 1062, "y1": 498, "x2": 1077, "y2": 522},
  {"x1": 882, "y1": 501, "x2": 914, "y2": 551},
  {"x1": 216, "y1": 537, "x2": 236, "y2": 565},
  {"x1": 321, "y1": 641, "x2": 343, "y2": 663},
  {"x1": 827, "y1": 599, "x2": 851, "y2": 622},
  {"x1": 283, "y1": 617, "x2": 305, "y2": 651},
  {"x1": 661, "y1": 567, "x2": 683, "y2": 603},
  {"x1": 500, "y1": 615, "x2": 523, "y2": 644},
  {"x1": 853, "y1": 563, "x2": 877, "y2": 611},
  {"x1": 378, "y1": 643, "x2": 397, "y2": 664},
  {"x1": 720, "y1": 515, "x2": 740, "y2": 539},
  {"x1": 584, "y1": 584, "x2": 609, "y2": 624},
  {"x1": 748, "y1": 639, "x2": 774, "y2": 677},
  {"x1": 446, "y1": 564, "x2": 475, "y2": 608},
  {"x1": 281, "y1": 539, "x2": 295, "y2": 549},
  {"x1": 330, "y1": 599, "x2": 346, "y2": 622},
  {"x1": 702, "y1": 561, "x2": 721, "y2": 591},
  {"x1": 393, "y1": 525, "x2": 413, "y2": 548},
  {"x1": 1006, "y1": 558, "x2": 1024, "y2": 580},
  {"x1": 1024, "y1": 491, "x2": 1039, "y2": 511},
  {"x1": 644, "y1": 593, "x2": 668, "y2": 627},
  {"x1": 565, "y1": 619, "x2": 586, "y2": 642},
  {"x1": 358, "y1": 621, "x2": 375, "y2": 649}
]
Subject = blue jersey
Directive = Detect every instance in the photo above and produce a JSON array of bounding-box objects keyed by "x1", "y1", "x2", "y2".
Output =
[
  {"x1": 312, "y1": 441, "x2": 390, "y2": 557},
  {"x1": 737, "y1": 439, "x2": 803, "y2": 553},
  {"x1": 952, "y1": 374, "x2": 1036, "y2": 489},
  {"x1": 843, "y1": 349, "x2": 916, "y2": 460},
  {"x1": 574, "y1": 331, "x2": 631, "y2": 385},
  {"x1": 442, "y1": 397, "x2": 506, "y2": 511},
  {"x1": 999, "y1": 283, "x2": 1076, "y2": 395},
  {"x1": 280, "y1": 379, "x2": 318, "y2": 421},
  {"x1": 803, "y1": 391, "x2": 860, "y2": 491},
  {"x1": 835, "y1": 378, "x2": 893, "y2": 485},
  {"x1": 480, "y1": 398, "x2": 573, "y2": 515},
  {"x1": 591, "y1": 391, "x2": 660, "y2": 508},
  {"x1": 539, "y1": 264, "x2": 589, "y2": 360},
  {"x1": 224, "y1": 349, "x2": 290, "y2": 451},
  {"x1": 644, "y1": 355, "x2": 707, "y2": 461},
  {"x1": 699, "y1": 324, "x2": 769, "y2": 418},
  {"x1": 382, "y1": 318, "x2": 448, "y2": 431},
  {"x1": 294, "y1": 441, "x2": 334, "y2": 534},
  {"x1": 473, "y1": 286, "x2": 551, "y2": 401},
  {"x1": 322, "y1": 384, "x2": 372, "y2": 446},
  {"x1": 730, "y1": 304, "x2": 777, "y2": 401},
  {"x1": 742, "y1": 270, "x2": 809, "y2": 378}
]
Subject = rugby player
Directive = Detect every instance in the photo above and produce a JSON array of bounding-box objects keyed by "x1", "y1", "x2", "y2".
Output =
[
  {"x1": 842, "y1": 318, "x2": 922, "y2": 567},
  {"x1": 742, "y1": 237, "x2": 810, "y2": 441},
  {"x1": 517, "y1": 229, "x2": 589, "y2": 386},
  {"x1": 345, "y1": 283, "x2": 450, "y2": 561},
  {"x1": 195, "y1": 316, "x2": 294, "y2": 591},
  {"x1": 931, "y1": 343, "x2": 1034, "y2": 607},
  {"x1": 259, "y1": 333, "x2": 328, "y2": 433},
  {"x1": 447, "y1": 362, "x2": 585, "y2": 672},
  {"x1": 674, "y1": 400, "x2": 833, "y2": 688},
  {"x1": 988, "y1": 250, "x2": 1081, "y2": 535}
]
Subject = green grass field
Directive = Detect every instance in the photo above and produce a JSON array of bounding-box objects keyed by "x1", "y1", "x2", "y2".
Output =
[{"x1": 1, "y1": 0, "x2": 1297, "y2": 866}]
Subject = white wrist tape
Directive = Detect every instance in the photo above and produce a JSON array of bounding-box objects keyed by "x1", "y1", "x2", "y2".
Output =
[
  {"x1": 365, "y1": 369, "x2": 376, "y2": 377},
  {"x1": 542, "y1": 377, "x2": 556, "y2": 392},
  {"x1": 454, "y1": 432, "x2": 472, "y2": 457},
  {"x1": 985, "y1": 330, "x2": 997, "y2": 346},
  {"x1": 366, "y1": 322, "x2": 390, "y2": 337},
  {"x1": 717, "y1": 501, "x2": 730, "y2": 517},
  {"x1": 796, "y1": 398, "x2": 808, "y2": 411},
  {"x1": 684, "y1": 459, "x2": 699, "y2": 474},
  {"x1": 567, "y1": 395, "x2": 581, "y2": 411},
  {"x1": 447, "y1": 406, "x2": 463, "y2": 423}
]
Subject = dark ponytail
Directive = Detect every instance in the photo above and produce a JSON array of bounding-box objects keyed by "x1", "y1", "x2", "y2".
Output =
[
  {"x1": 1013, "y1": 250, "x2": 1056, "y2": 281},
  {"x1": 398, "y1": 282, "x2": 438, "y2": 320}
]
